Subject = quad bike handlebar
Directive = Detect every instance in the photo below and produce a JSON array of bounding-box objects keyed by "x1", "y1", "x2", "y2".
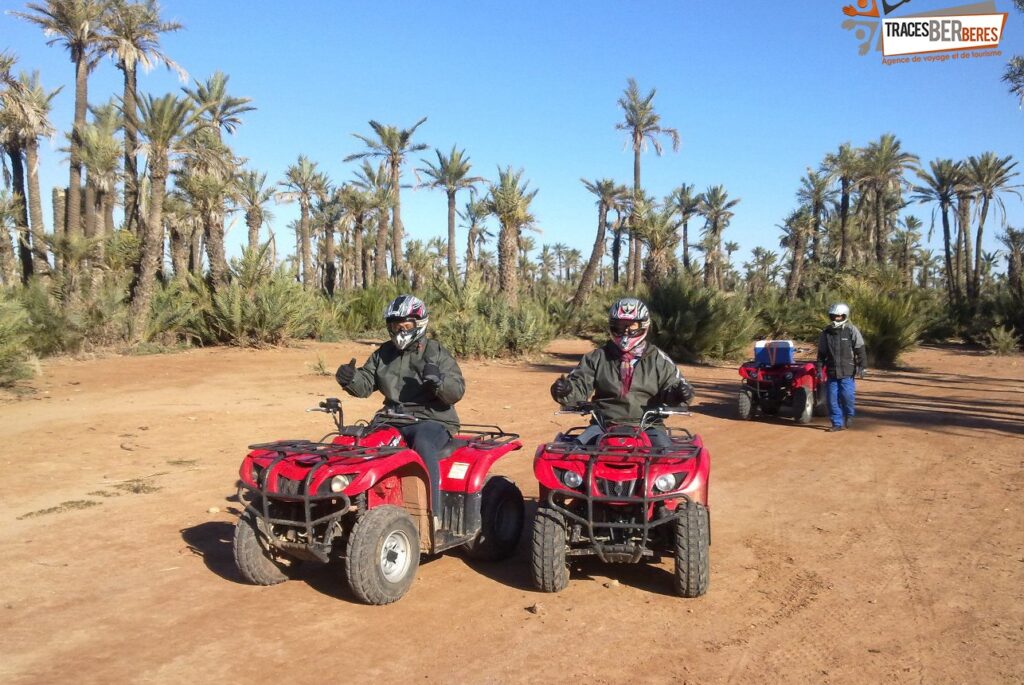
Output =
[{"x1": 557, "y1": 402, "x2": 691, "y2": 432}]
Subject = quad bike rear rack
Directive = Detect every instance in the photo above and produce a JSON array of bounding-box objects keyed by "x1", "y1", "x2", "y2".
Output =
[
  {"x1": 542, "y1": 431, "x2": 701, "y2": 563},
  {"x1": 238, "y1": 440, "x2": 405, "y2": 562}
]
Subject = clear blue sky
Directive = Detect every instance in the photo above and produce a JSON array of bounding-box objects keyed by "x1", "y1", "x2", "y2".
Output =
[{"x1": 3, "y1": 0, "x2": 1023, "y2": 268}]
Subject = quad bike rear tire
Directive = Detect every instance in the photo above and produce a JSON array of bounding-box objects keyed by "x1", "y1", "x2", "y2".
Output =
[
  {"x1": 794, "y1": 387, "x2": 814, "y2": 424},
  {"x1": 737, "y1": 390, "x2": 754, "y2": 420},
  {"x1": 673, "y1": 501, "x2": 710, "y2": 598},
  {"x1": 531, "y1": 506, "x2": 569, "y2": 593},
  {"x1": 233, "y1": 511, "x2": 296, "y2": 586},
  {"x1": 464, "y1": 476, "x2": 525, "y2": 561},
  {"x1": 346, "y1": 505, "x2": 420, "y2": 605}
]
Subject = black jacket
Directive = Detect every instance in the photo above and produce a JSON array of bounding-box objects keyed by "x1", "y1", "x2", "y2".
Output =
[
  {"x1": 343, "y1": 338, "x2": 464, "y2": 434},
  {"x1": 817, "y1": 323, "x2": 866, "y2": 379}
]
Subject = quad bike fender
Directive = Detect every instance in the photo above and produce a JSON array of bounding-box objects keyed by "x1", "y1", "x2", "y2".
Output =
[{"x1": 439, "y1": 439, "x2": 523, "y2": 494}]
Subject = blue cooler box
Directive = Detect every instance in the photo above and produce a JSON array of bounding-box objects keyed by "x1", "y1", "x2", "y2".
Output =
[{"x1": 754, "y1": 340, "x2": 795, "y2": 366}]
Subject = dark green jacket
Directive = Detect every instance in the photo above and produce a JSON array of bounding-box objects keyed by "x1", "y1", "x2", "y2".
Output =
[
  {"x1": 558, "y1": 342, "x2": 686, "y2": 425},
  {"x1": 817, "y1": 323, "x2": 866, "y2": 379},
  {"x1": 344, "y1": 338, "x2": 465, "y2": 434}
]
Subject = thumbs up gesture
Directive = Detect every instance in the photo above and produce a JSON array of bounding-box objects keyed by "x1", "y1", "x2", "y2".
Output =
[
  {"x1": 335, "y1": 358, "x2": 357, "y2": 387},
  {"x1": 550, "y1": 374, "x2": 572, "y2": 401}
]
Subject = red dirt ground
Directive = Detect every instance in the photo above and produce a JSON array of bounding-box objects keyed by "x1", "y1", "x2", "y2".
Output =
[{"x1": 0, "y1": 340, "x2": 1021, "y2": 684}]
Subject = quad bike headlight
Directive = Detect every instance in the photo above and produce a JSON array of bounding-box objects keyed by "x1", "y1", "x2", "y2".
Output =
[
  {"x1": 330, "y1": 474, "x2": 352, "y2": 493},
  {"x1": 653, "y1": 473, "x2": 679, "y2": 493},
  {"x1": 561, "y1": 470, "x2": 583, "y2": 489}
]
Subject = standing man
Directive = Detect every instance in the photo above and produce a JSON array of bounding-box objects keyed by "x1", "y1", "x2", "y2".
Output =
[{"x1": 817, "y1": 303, "x2": 866, "y2": 432}]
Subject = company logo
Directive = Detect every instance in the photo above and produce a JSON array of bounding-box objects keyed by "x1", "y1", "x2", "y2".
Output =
[{"x1": 841, "y1": 0, "x2": 1007, "y2": 60}]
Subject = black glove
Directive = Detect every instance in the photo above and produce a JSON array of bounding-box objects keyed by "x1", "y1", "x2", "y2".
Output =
[
  {"x1": 422, "y1": 362, "x2": 442, "y2": 393},
  {"x1": 335, "y1": 358, "x2": 357, "y2": 387},
  {"x1": 551, "y1": 374, "x2": 572, "y2": 401},
  {"x1": 663, "y1": 381, "x2": 695, "y2": 405}
]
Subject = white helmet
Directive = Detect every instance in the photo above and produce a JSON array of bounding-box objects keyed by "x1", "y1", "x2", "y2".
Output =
[
  {"x1": 384, "y1": 294, "x2": 429, "y2": 350},
  {"x1": 828, "y1": 302, "x2": 850, "y2": 328}
]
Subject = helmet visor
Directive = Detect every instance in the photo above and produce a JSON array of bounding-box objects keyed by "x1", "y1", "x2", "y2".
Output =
[
  {"x1": 610, "y1": 319, "x2": 644, "y2": 337},
  {"x1": 829, "y1": 314, "x2": 847, "y2": 322},
  {"x1": 387, "y1": 319, "x2": 416, "y2": 335}
]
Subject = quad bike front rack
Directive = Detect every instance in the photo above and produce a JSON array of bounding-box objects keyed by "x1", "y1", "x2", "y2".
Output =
[{"x1": 542, "y1": 430, "x2": 701, "y2": 563}]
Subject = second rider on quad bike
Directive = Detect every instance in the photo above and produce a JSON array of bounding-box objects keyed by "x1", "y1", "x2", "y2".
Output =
[
  {"x1": 335, "y1": 294, "x2": 463, "y2": 524},
  {"x1": 550, "y1": 297, "x2": 695, "y2": 442}
]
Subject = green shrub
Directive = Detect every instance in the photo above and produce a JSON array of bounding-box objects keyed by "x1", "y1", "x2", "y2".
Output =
[
  {"x1": 753, "y1": 291, "x2": 827, "y2": 342},
  {"x1": 647, "y1": 277, "x2": 759, "y2": 362},
  {"x1": 984, "y1": 326, "x2": 1020, "y2": 355},
  {"x1": 843, "y1": 280, "x2": 928, "y2": 368},
  {"x1": 0, "y1": 296, "x2": 34, "y2": 385}
]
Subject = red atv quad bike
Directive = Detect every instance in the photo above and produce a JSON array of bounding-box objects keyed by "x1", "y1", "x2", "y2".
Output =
[
  {"x1": 737, "y1": 343, "x2": 828, "y2": 424},
  {"x1": 234, "y1": 398, "x2": 525, "y2": 605},
  {"x1": 531, "y1": 403, "x2": 711, "y2": 597}
]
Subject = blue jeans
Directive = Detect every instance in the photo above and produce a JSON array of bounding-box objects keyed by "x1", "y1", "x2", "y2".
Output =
[{"x1": 826, "y1": 377, "x2": 856, "y2": 427}]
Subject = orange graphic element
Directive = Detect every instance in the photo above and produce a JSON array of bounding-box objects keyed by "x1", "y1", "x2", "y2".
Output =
[{"x1": 843, "y1": 0, "x2": 880, "y2": 18}]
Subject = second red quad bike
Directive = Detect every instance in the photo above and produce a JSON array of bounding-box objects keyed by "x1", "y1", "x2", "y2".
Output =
[
  {"x1": 737, "y1": 343, "x2": 828, "y2": 424},
  {"x1": 233, "y1": 398, "x2": 525, "y2": 605},
  {"x1": 531, "y1": 403, "x2": 711, "y2": 597}
]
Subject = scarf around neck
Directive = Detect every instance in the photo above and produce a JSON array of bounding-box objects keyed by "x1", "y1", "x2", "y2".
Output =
[{"x1": 617, "y1": 342, "x2": 647, "y2": 397}]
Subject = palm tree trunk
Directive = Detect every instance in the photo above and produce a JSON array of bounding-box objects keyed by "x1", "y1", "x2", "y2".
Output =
[
  {"x1": 246, "y1": 211, "x2": 260, "y2": 251},
  {"x1": 446, "y1": 190, "x2": 458, "y2": 283},
  {"x1": 838, "y1": 179, "x2": 851, "y2": 268},
  {"x1": 67, "y1": 55, "x2": 88, "y2": 244},
  {"x1": 957, "y1": 195, "x2": 974, "y2": 304},
  {"x1": 874, "y1": 191, "x2": 886, "y2": 265},
  {"x1": 974, "y1": 195, "x2": 990, "y2": 299},
  {"x1": 465, "y1": 228, "x2": 476, "y2": 284},
  {"x1": 323, "y1": 219, "x2": 336, "y2": 296},
  {"x1": 7, "y1": 147, "x2": 33, "y2": 283},
  {"x1": 189, "y1": 226, "x2": 203, "y2": 276},
  {"x1": 374, "y1": 208, "x2": 388, "y2": 283},
  {"x1": 786, "y1": 228, "x2": 806, "y2": 300},
  {"x1": 353, "y1": 216, "x2": 364, "y2": 289},
  {"x1": 299, "y1": 202, "x2": 314, "y2": 289},
  {"x1": 129, "y1": 161, "x2": 168, "y2": 343},
  {"x1": 22, "y1": 140, "x2": 50, "y2": 276},
  {"x1": 52, "y1": 188, "x2": 65, "y2": 276},
  {"x1": 390, "y1": 163, "x2": 405, "y2": 278},
  {"x1": 498, "y1": 224, "x2": 519, "y2": 306},
  {"x1": 940, "y1": 205, "x2": 957, "y2": 305},
  {"x1": 572, "y1": 202, "x2": 607, "y2": 310},
  {"x1": 681, "y1": 220, "x2": 690, "y2": 271},
  {"x1": 170, "y1": 218, "x2": 189, "y2": 281},
  {"x1": 611, "y1": 222, "x2": 622, "y2": 285},
  {"x1": 205, "y1": 211, "x2": 229, "y2": 287},
  {"x1": 121, "y1": 63, "x2": 140, "y2": 235},
  {"x1": 0, "y1": 215, "x2": 17, "y2": 285},
  {"x1": 632, "y1": 236, "x2": 643, "y2": 289}
]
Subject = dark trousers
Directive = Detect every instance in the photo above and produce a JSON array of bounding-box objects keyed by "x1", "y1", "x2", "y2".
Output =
[{"x1": 397, "y1": 421, "x2": 450, "y2": 514}]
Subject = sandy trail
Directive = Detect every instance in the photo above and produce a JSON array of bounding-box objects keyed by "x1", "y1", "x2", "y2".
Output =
[{"x1": 0, "y1": 340, "x2": 1021, "y2": 684}]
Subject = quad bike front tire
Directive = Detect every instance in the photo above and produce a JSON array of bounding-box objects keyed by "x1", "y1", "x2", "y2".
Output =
[
  {"x1": 737, "y1": 390, "x2": 754, "y2": 420},
  {"x1": 233, "y1": 511, "x2": 296, "y2": 586},
  {"x1": 464, "y1": 476, "x2": 525, "y2": 561},
  {"x1": 673, "y1": 501, "x2": 710, "y2": 598},
  {"x1": 531, "y1": 506, "x2": 569, "y2": 593},
  {"x1": 346, "y1": 505, "x2": 420, "y2": 605},
  {"x1": 793, "y1": 387, "x2": 814, "y2": 425}
]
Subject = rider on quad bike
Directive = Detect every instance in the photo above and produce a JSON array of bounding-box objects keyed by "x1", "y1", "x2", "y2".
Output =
[
  {"x1": 550, "y1": 297, "x2": 695, "y2": 440},
  {"x1": 335, "y1": 294, "x2": 463, "y2": 517}
]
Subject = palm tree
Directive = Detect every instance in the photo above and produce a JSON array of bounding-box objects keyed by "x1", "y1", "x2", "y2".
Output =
[
  {"x1": 913, "y1": 159, "x2": 963, "y2": 304},
  {"x1": 1, "y1": 70, "x2": 61, "y2": 277},
  {"x1": 573, "y1": 178, "x2": 626, "y2": 309},
  {"x1": 823, "y1": 143, "x2": 861, "y2": 268},
  {"x1": 780, "y1": 207, "x2": 813, "y2": 299},
  {"x1": 418, "y1": 145, "x2": 484, "y2": 283},
  {"x1": 966, "y1": 153, "x2": 1020, "y2": 300},
  {"x1": 78, "y1": 101, "x2": 121, "y2": 263},
  {"x1": 616, "y1": 77, "x2": 680, "y2": 289},
  {"x1": 744, "y1": 246, "x2": 778, "y2": 293},
  {"x1": 235, "y1": 169, "x2": 274, "y2": 251},
  {"x1": 485, "y1": 166, "x2": 537, "y2": 307},
  {"x1": 403, "y1": 239, "x2": 432, "y2": 290},
  {"x1": 552, "y1": 243, "x2": 567, "y2": 282},
  {"x1": 458, "y1": 197, "x2": 490, "y2": 283},
  {"x1": 1004, "y1": 56, "x2": 1024, "y2": 107},
  {"x1": 564, "y1": 247, "x2": 582, "y2": 284},
  {"x1": 637, "y1": 203, "x2": 680, "y2": 288},
  {"x1": 278, "y1": 155, "x2": 328, "y2": 289},
  {"x1": 352, "y1": 160, "x2": 393, "y2": 284},
  {"x1": 1000, "y1": 227, "x2": 1024, "y2": 298},
  {"x1": 724, "y1": 240, "x2": 740, "y2": 288},
  {"x1": 129, "y1": 92, "x2": 199, "y2": 341},
  {"x1": 859, "y1": 134, "x2": 918, "y2": 265},
  {"x1": 538, "y1": 244, "x2": 556, "y2": 287},
  {"x1": 796, "y1": 169, "x2": 836, "y2": 262},
  {"x1": 339, "y1": 184, "x2": 373, "y2": 289},
  {"x1": 892, "y1": 216, "x2": 922, "y2": 286},
  {"x1": 183, "y1": 70, "x2": 253, "y2": 137},
  {"x1": 698, "y1": 185, "x2": 740, "y2": 290},
  {"x1": 345, "y1": 117, "x2": 428, "y2": 278},
  {"x1": 668, "y1": 183, "x2": 701, "y2": 272},
  {"x1": 13, "y1": 0, "x2": 111, "y2": 252},
  {"x1": 104, "y1": 0, "x2": 183, "y2": 234}
]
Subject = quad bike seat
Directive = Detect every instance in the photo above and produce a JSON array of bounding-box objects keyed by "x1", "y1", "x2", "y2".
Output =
[{"x1": 436, "y1": 438, "x2": 470, "y2": 460}]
